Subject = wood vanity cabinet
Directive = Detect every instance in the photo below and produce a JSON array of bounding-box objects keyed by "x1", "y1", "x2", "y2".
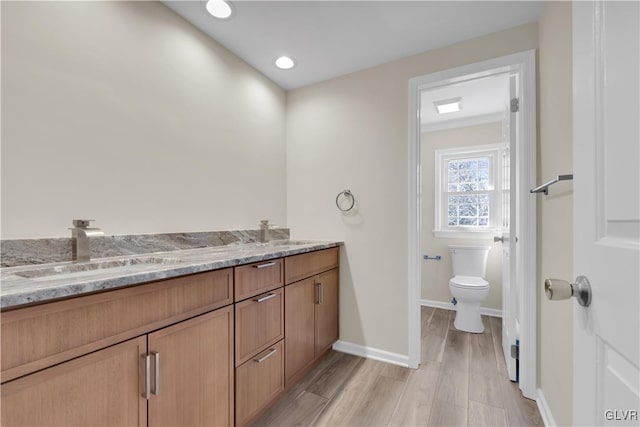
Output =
[
  {"x1": 0, "y1": 269, "x2": 235, "y2": 427},
  {"x1": 234, "y1": 260, "x2": 286, "y2": 426},
  {"x1": 0, "y1": 246, "x2": 339, "y2": 427},
  {"x1": 284, "y1": 248, "x2": 339, "y2": 386}
]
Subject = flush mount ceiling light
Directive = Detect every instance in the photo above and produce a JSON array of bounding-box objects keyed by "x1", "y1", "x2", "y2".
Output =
[
  {"x1": 206, "y1": 0, "x2": 232, "y2": 19},
  {"x1": 275, "y1": 56, "x2": 295, "y2": 70},
  {"x1": 434, "y1": 97, "x2": 463, "y2": 114}
]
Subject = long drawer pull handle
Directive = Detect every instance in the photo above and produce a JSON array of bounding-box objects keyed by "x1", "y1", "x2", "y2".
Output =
[
  {"x1": 151, "y1": 351, "x2": 160, "y2": 395},
  {"x1": 142, "y1": 354, "x2": 151, "y2": 400},
  {"x1": 254, "y1": 293, "x2": 277, "y2": 303},
  {"x1": 253, "y1": 348, "x2": 277, "y2": 363},
  {"x1": 315, "y1": 282, "x2": 324, "y2": 304},
  {"x1": 254, "y1": 262, "x2": 277, "y2": 269}
]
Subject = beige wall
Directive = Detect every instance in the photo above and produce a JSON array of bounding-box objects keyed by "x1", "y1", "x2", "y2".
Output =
[
  {"x1": 287, "y1": 24, "x2": 538, "y2": 356},
  {"x1": 537, "y1": 2, "x2": 574, "y2": 426},
  {"x1": 1, "y1": 1, "x2": 286, "y2": 239},
  {"x1": 421, "y1": 122, "x2": 503, "y2": 310},
  {"x1": 2, "y1": 4, "x2": 572, "y2": 419}
]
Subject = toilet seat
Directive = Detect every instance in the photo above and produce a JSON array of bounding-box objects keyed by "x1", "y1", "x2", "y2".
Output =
[{"x1": 449, "y1": 276, "x2": 489, "y2": 290}]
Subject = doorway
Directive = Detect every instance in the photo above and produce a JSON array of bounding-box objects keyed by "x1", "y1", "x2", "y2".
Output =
[{"x1": 407, "y1": 50, "x2": 537, "y2": 399}]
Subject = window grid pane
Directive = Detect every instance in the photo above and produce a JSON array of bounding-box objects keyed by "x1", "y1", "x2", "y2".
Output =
[{"x1": 446, "y1": 156, "x2": 491, "y2": 228}]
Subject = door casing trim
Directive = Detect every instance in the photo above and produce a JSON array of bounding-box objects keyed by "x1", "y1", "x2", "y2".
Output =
[{"x1": 407, "y1": 50, "x2": 537, "y2": 399}]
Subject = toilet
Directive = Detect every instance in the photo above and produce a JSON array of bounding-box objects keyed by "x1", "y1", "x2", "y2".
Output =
[{"x1": 448, "y1": 245, "x2": 491, "y2": 333}]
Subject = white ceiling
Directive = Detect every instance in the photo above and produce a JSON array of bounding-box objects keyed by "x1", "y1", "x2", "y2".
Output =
[
  {"x1": 420, "y1": 73, "x2": 510, "y2": 131},
  {"x1": 163, "y1": 1, "x2": 542, "y2": 90}
]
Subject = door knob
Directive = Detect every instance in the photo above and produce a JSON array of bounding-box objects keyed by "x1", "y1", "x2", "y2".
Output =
[
  {"x1": 494, "y1": 236, "x2": 504, "y2": 243},
  {"x1": 544, "y1": 276, "x2": 592, "y2": 307}
]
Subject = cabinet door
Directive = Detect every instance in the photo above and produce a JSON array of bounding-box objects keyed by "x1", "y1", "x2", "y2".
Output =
[
  {"x1": 148, "y1": 306, "x2": 234, "y2": 427},
  {"x1": 1, "y1": 336, "x2": 146, "y2": 427},
  {"x1": 284, "y1": 277, "x2": 316, "y2": 384},
  {"x1": 315, "y1": 268, "x2": 339, "y2": 355}
]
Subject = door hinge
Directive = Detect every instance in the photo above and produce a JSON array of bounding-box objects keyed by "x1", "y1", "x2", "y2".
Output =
[
  {"x1": 510, "y1": 98, "x2": 520, "y2": 113},
  {"x1": 510, "y1": 343, "x2": 519, "y2": 360}
]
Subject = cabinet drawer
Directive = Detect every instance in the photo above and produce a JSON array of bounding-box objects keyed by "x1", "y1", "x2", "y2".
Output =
[
  {"x1": 235, "y1": 340, "x2": 284, "y2": 427},
  {"x1": 285, "y1": 247, "x2": 339, "y2": 284},
  {"x1": 235, "y1": 288, "x2": 284, "y2": 366},
  {"x1": 234, "y1": 258, "x2": 284, "y2": 301},
  {"x1": 1, "y1": 268, "x2": 233, "y2": 383}
]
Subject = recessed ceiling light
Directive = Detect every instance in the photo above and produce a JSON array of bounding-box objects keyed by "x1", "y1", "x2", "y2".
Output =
[
  {"x1": 434, "y1": 97, "x2": 463, "y2": 114},
  {"x1": 275, "y1": 56, "x2": 295, "y2": 70},
  {"x1": 206, "y1": 0, "x2": 232, "y2": 19}
]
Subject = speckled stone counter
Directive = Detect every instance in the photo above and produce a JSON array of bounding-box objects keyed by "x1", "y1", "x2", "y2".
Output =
[
  {"x1": 0, "y1": 228, "x2": 291, "y2": 267},
  {"x1": 1, "y1": 240, "x2": 341, "y2": 310}
]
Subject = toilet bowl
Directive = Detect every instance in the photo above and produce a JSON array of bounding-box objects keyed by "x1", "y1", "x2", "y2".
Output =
[{"x1": 448, "y1": 245, "x2": 491, "y2": 333}]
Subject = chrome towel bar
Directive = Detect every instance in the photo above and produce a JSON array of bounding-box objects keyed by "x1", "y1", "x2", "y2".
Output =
[{"x1": 530, "y1": 174, "x2": 573, "y2": 195}]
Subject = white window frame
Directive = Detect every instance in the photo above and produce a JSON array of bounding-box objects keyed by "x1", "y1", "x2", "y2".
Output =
[{"x1": 433, "y1": 143, "x2": 506, "y2": 239}]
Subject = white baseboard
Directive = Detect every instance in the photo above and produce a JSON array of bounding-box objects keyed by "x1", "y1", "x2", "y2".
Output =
[
  {"x1": 420, "y1": 298, "x2": 502, "y2": 318},
  {"x1": 332, "y1": 340, "x2": 409, "y2": 368},
  {"x1": 536, "y1": 388, "x2": 556, "y2": 427}
]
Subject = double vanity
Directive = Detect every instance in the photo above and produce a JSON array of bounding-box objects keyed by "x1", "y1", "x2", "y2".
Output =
[{"x1": 0, "y1": 239, "x2": 341, "y2": 426}]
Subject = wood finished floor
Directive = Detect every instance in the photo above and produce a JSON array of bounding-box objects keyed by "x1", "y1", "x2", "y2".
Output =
[{"x1": 253, "y1": 307, "x2": 544, "y2": 427}]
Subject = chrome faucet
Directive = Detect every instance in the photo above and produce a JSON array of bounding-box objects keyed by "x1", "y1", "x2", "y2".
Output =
[
  {"x1": 259, "y1": 220, "x2": 274, "y2": 243},
  {"x1": 70, "y1": 219, "x2": 104, "y2": 262}
]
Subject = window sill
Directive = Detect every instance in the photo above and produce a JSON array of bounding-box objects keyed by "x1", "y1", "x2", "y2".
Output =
[{"x1": 433, "y1": 229, "x2": 498, "y2": 240}]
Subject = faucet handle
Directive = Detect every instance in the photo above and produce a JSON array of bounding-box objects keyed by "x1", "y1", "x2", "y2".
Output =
[{"x1": 72, "y1": 219, "x2": 96, "y2": 228}]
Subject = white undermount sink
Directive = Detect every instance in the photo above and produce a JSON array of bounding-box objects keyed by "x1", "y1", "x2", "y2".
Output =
[{"x1": 15, "y1": 257, "x2": 182, "y2": 281}]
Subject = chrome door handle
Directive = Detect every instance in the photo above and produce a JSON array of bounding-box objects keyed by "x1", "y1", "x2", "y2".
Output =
[
  {"x1": 253, "y1": 262, "x2": 276, "y2": 269},
  {"x1": 254, "y1": 293, "x2": 276, "y2": 303},
  {"x1": 142, "y1": 354, "x2": 151, "y2": 400},
  {"x1": 315, "y1": 282, "x2": 324, "y2": 304},
  {"x1": 253, "y1": 347, "x2": 277, "y2": 363},
  {"x1": 494, "y1": 236, "x2": 504, "y2": 243},
  {"x1": 544, "y1": 276, "x2": 592, "y2": 307},
  {"x1": 151, "y1": 351, "x2": 159, "y2": 396}
]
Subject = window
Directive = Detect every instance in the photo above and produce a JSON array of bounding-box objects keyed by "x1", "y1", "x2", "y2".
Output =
[{"x1": 434, "y1": 144, "x2": 506, "y2": 238}]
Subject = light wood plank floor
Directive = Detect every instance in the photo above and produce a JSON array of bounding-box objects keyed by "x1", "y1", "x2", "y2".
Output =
[{"x1": 253, "y1": 307, "x2": 543, "y2": 427}]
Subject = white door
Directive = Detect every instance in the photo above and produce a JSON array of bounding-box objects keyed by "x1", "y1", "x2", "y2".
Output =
[
  {"x1": 573, "y1": 1, "x2": 640, "y2": 426},
  {"x1": 500, "y1": 75, "x2": 518, "y2": 382}
]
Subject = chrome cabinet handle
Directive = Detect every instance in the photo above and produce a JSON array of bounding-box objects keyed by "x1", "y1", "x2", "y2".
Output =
[
  {"x1": 494, "y1": 236, "x2": 504, "y2": 243},
  {"x1": 544, "y1": 276, "x2": 592, "y2": 307},
  {"x1": 253, "y1": 262, "x2": 276, "y2": 269},
  {"x1": 253, "y1": 347, "x2": 277, "y2": 363},
  {"x1": 142, "y1": 354, "x2": 151, "y2": 400},
  {"x1": 151, "y1": 351, "x2": 159, "y2": 396},
  {"x1": 254, "y1": 293, "x2": 276, "y2": 303},
  {"x1": 316, "y1": 282, "x2": 324, "y2": 304}
]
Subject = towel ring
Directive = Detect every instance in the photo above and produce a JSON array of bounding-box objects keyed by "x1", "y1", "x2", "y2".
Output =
[{"x1": 336, "y1": 189, "x2": 355, "y2": 212}]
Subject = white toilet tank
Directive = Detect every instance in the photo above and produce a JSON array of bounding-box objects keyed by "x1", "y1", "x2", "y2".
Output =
[{"x1": 448, "y1": 245, "x2": 491, "y2": 278}]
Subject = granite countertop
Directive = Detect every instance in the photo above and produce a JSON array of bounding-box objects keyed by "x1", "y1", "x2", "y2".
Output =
[{"x1": 0, "y1": 240, "x2": 341, "y2": 309}]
